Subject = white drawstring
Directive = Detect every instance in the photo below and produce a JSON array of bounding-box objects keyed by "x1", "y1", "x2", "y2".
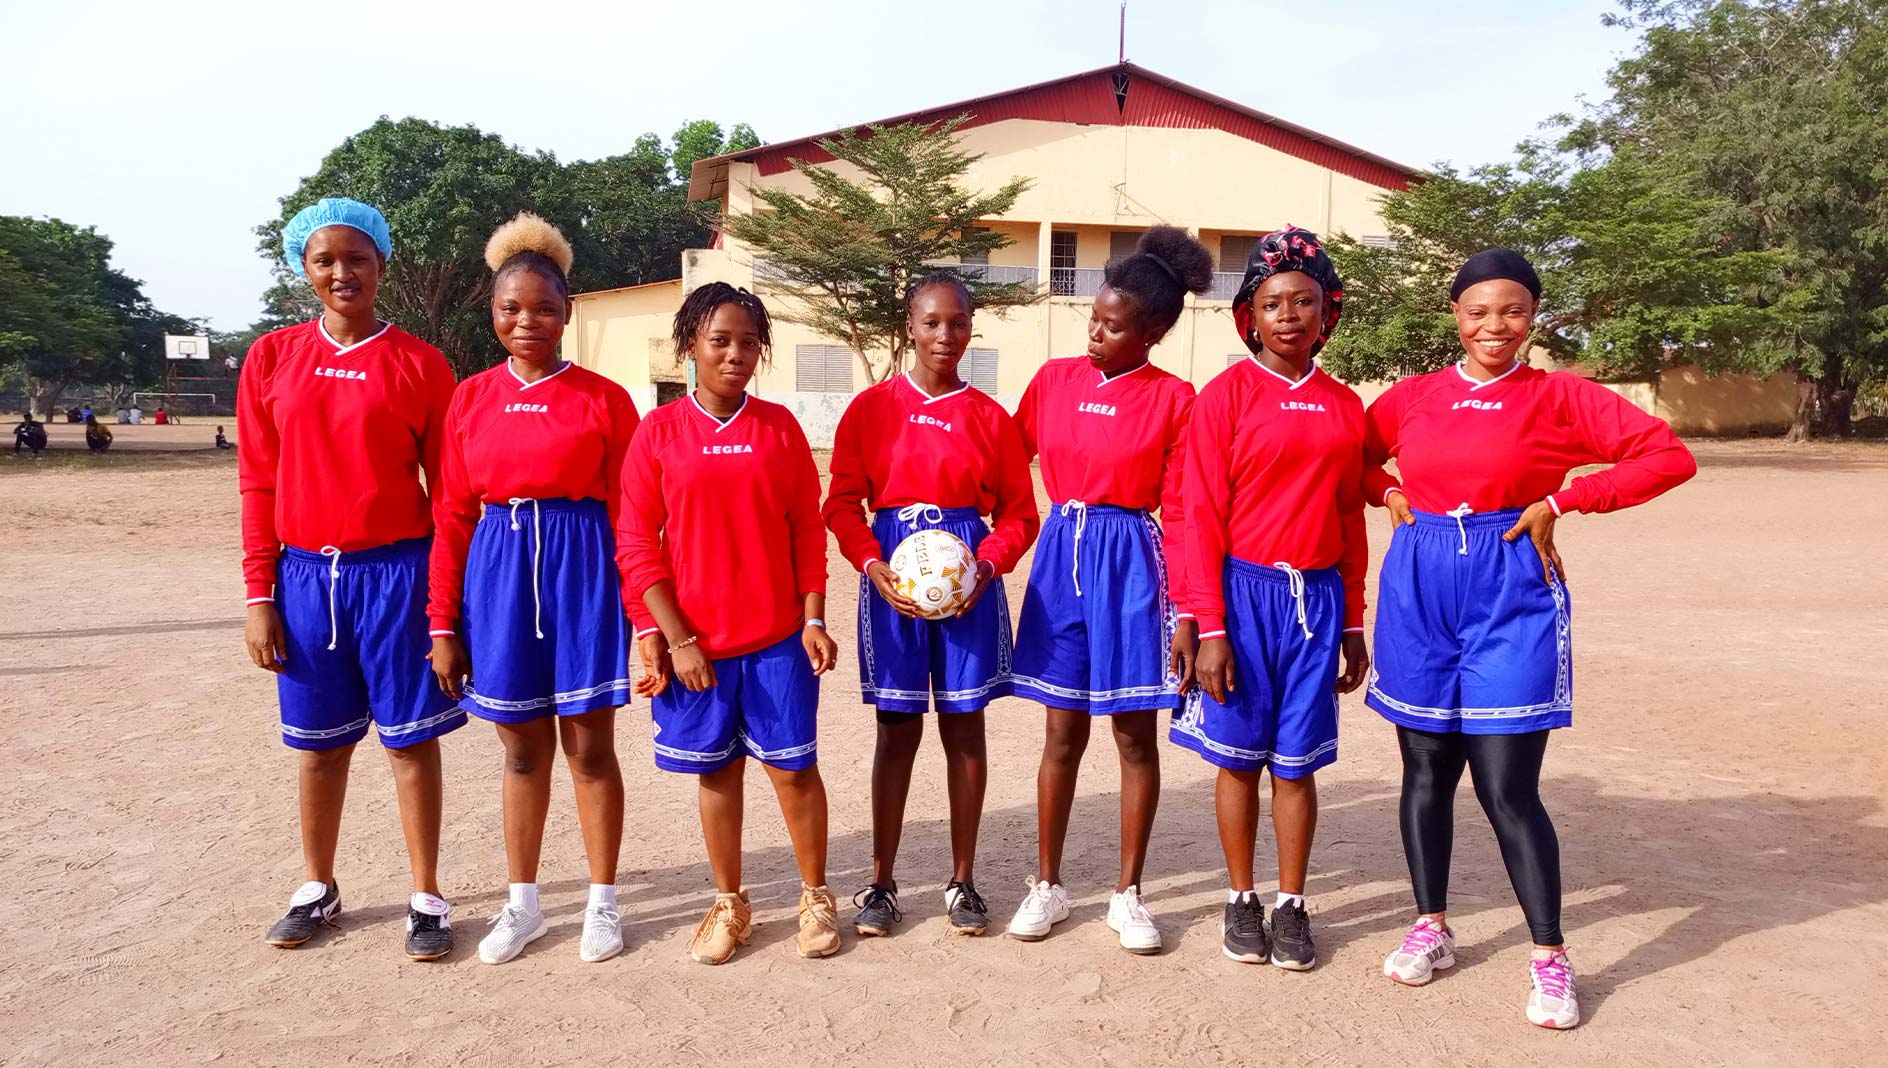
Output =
[
  {"x1": 1059, "y1": 500, "x2": 1088, "y2": 597},
  {"x1": 896, "y1": 503, "x2": 945, "y2": 527},
  {"x1": 1272, "y1": 562, "x2": 1314, "y2": 640},
  {"x1": 1446, "y1": 502, "x2": 1474, "y2": 556},
  {"x1": 508, "y1": 498, "x2": 544, "y2": 639},
  {"x1": 318, "y1": 545, "x2": 342, "y2": 651}
]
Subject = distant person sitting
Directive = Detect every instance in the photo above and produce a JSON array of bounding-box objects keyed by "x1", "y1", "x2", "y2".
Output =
[
  {"x1": 153, "y1": 408, "x2": 169, "y2": 425},
  {"x1": 13, "y1": 412, "x2": 48, "y2": 456},
  {"x1": 84, "y1": 414, "x2": 112, "y2": 452},
  {"x1": 66, "y1": 407, "x2": 82, "y2": 423},
  {"x1": 115, "y1": 406, "x2": 130, "y2": 424},
  {"x1": 128, "y1": 406, "x2": 143, "y2": 424},
  {"x1": 215, "y1": 425, "x2": 235, "y2": 450},
  {"x1": 80, "y1": 405, "x2": 94, "y2": 422}
]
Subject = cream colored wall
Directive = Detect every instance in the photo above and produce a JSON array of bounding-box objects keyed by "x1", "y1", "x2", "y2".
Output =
[{"x1": 567, "y1": 280, "x2": 681, "y2": 411}]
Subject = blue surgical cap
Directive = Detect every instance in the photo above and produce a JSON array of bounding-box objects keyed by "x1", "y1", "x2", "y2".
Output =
[{"x1": 283, "y1": 198, "x2": 393, "y2": 279}]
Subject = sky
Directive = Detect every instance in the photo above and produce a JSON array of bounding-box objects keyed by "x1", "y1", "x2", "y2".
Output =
[{"x1": 0, "y1": 0, "x2": 1637, "y2": 331}]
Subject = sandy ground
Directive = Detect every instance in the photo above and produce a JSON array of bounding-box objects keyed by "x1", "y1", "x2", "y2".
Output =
[{"x1": 1, "y1": 440, "x2": 1885, "y2": 1068}]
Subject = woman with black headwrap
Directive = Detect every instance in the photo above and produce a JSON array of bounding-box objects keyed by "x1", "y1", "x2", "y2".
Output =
[
  {"x1": 1365, "y1": 248, "x2": 1696, "y2": 1029},
  {"x1": 1175, "y1": 226, "x2": 1371, "y2": 972}
]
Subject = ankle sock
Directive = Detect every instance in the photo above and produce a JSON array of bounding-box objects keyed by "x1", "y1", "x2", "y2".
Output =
[
  {"x1": 1275, "y1": 892, "x2": 1305, "y2": 911},
  {"x1": 588, "y1": 884, "x2": 617, "y2": 909},
  {"x1": 509, "y1": 882, "x2": 540, "y2": 913},
  {"x1": 1226, "y1": 888, "x2": 1260, "y2": 904}
]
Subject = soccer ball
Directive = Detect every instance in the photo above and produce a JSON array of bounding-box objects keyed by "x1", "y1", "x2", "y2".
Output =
[{"x1": 888, "y1": 529, "x2": 979, "y2": 620}]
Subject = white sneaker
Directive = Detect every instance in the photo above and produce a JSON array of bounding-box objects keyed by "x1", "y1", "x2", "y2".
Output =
[
  {"x1": 1383, "y1": 917, "x2": 1456, "y2": 985},
  {"x1": 579, "y1": 905, "x2": 623, "y2": 963},
  {"x1": 1526, "y1": 951, "x2": 1581, "y2": 1029},
  {"x1": 478, "y1": 903, "x2": 547, "y2": 965},
  {"x1": 1106, "y1": 886, "x2": 1162, "y2": 955},
  {"x1": 1006, "y1": 879, "x2": 1071, "y2": 941}
]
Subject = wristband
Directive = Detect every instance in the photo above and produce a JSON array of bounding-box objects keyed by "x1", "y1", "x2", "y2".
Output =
[{"x1": 805, "y1": 618, "x2": 827, "y2": 629}]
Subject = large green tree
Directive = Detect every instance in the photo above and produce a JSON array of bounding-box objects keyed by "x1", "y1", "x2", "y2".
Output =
[
  {"x1": 1564, "y1": 0, "x2": 1888, "y2": 438},
  {"x1": 257, "y1": 117, "x2": 760, "y2": 377},
  {"x1": 0, "y1": 216, "x2": 192, "y2": 417},
  {"x1": 1323, "y1": 147, "x2": 1787, "y2": 384},
  {"x1": 719, "y1": 117, "x2": 1041, "y2": 384}
]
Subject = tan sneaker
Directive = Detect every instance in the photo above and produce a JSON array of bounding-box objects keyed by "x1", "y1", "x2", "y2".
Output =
[
  {"x1": 797, "y1": 884, "x2": 840, "y2": 958},
  {"x1": 687, "y1": 890, "x2": 752, "y2": 965}
]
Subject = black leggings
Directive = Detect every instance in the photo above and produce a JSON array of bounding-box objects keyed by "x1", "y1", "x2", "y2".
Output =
[{"x1": 1397, "y1": 726, "x2": 1562, "y2": 946}]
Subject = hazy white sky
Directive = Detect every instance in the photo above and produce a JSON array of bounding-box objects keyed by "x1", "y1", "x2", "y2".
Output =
[{"x1": 1, "y1": 0, "x2": 1635, "y2": 330}]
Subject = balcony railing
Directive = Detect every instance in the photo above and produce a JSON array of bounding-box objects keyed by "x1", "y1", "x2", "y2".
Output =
[
  {"x1": 754, "y1": 258, "x2": 1040, "y2": 289},
  {"x1": 1049, "y1": 267, "x2": 1106, "y2": 297},
  {"x1": 1205, "y1": 271, "x2": 1245, "y2": 301}
]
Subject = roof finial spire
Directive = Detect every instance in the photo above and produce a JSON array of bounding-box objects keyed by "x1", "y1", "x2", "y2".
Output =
[{"x1": 1118, "y1": 2, "x2": 1127, "y2": 64}]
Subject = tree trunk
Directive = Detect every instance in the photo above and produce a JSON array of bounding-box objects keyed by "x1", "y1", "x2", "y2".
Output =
[
  {"x1": 1816, "y1": 374, "x2": 1855, "y2": 438},
  {"x1": 28, "y1": 376, "x2": 70, "y2": 422},
  {"x1": 1785, "y1": 376, "x2": 1816, "y2": 442}
]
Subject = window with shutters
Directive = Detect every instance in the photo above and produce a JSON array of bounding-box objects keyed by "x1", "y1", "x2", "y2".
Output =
[
  {"x1": 1108, "y1": 230, "x2": 1141, "y2": 267},
  {"x1": 1219, "y1": 235, "x2": 1257, "y2": 273},
  {"x1": 961, "y1": 225, "x2": 990, "y2": 266},
  {"x1": 794, "y1": 345, "x2": 855, "y2": 393},
  {"x1": 965, "y1": 348, "x2": 999, "y2": 394},
  {"x1": 1050, "y1": 231, "x2": 1077, "y2": 295},
  {"x1": 1361, "y1": 235, "x2": 1399, "y2": 249}
]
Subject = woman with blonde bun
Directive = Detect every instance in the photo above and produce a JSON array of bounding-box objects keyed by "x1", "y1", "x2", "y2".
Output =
[{"x1": 427, "y1": 213, "x2": 646, "y2": 965}]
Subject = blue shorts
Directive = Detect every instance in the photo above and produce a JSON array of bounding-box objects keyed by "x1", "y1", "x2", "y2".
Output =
[
  {"x1": 651, "y1": 631, "x2": 818, "y2": 773},
  {"x1": 858, "y1": 507, "x2": 1012, "y2": 714},
  {"x1": 275, "y1": 538, "x2": 464, "y2": 751},
  {"x1": 1366, "y1": 508, "x2": 1572, "y2": 735},
  {"x1": 1169, "y1": 558, "x2": 1342, "y2": 778},
  {"x1": 461, "y1": 498, "x2": 632, "y2": 723},
  {"x1": 1011, "y1": 504, "x2": 1182, "y2": 715}
]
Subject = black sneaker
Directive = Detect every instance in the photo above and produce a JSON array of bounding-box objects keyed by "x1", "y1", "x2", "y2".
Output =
[
  {"x1": 1220, "y1": 892, "x2": 1269, "y2": 963},
  {"x1": 1268, "y1": 899, "x2": 1316, "y2": 970},
  {"x1": 945, "y1": 880, "x2": 989, "y2": 936},
  {"x1": 405, "y1": 901, "x2": 454, "y2": 962},
  {"x1": 853, "y1": 884, "x2": 902, "y2": 937},
  {"x1": 265, "y1": 880, "x2": 341, "y2": 948}
]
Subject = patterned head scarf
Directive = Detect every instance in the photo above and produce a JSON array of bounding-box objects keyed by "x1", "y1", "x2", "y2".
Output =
[{"x1": 1232, "y1": 225, "x2": 1345, "y2": 356}]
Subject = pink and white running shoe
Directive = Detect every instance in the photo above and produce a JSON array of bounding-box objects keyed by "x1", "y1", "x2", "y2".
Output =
[
  {"x1": 1382, "y1": 917, "x2": 1456, "y2": 986},
  {"x1": 1526, "y1": 951, "x2": 1581, "y2": 1029}
]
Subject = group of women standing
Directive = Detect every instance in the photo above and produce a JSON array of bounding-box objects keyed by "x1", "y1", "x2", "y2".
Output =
[{"x1": 241, "y1": 197, "x2": 1694, "y2": 1031}]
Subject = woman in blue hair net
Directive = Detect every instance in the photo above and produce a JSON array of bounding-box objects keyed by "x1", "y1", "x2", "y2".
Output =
[{"x1": 238, "y1": 197, "x2": 465, "y2": 961}]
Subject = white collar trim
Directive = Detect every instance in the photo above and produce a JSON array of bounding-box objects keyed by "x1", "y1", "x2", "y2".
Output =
[
  {"x1": 318, "y1": 319, "x2": 391, "y2": 357},
  {"x1": 690, "y1": 392, "x2": 748, "y2": 432},
  {"x1": 904, "y1": 371, "x2": 970, "y2": 405},
  {"x1": 1456, "y1": 359, "x2": 1520, "y2": 390},
  {"x1": 509, "y1": 360, "x2": 571, "y2": 390},
  {"x1": 1246, "y1": 356, "x2": 1319, "y2": 390},
  {"x1": 1095, "y1": 360, "x2": 1152, "y2": 388}
]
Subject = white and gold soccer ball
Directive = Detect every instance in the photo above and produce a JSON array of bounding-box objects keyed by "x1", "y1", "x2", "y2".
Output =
[{"x1": 888, "y1": 528, "x2": 979, "y2": 620}]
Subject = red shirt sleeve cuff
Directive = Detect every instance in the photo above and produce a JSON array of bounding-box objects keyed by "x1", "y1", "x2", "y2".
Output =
[
  {"x1": 245, "y1": 582, "x2": 274, "y2": 602},
  {"x1": 1196, "y1": 615, "x2": 1227, "y2": 638}
]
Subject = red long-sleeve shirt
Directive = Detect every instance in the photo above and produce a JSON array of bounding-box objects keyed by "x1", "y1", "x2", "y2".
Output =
[
  {"x1": 823, "y1": 373, "x2": 1040, "y2": 575},
  {"x1": 1364, "y1": 363, "x2": 1697, "y2": 515},
  {"x1": 1016, "y1": 357, "x2": 1194, "y2": 611},
  {"x1": 1185, "y1": 360, "x2": 1369, "y2": 637},
  {"x1": 237, "y1": 320, "x2": 455, "y2": 603},
  {"x1": 426, "y1": 362, "x2": 644, "y2": 633},
  {"x1": 618, "y1": 395, "x2": 826, "y2": 659}
]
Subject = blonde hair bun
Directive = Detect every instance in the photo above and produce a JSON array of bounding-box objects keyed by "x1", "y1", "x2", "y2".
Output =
[{"x1": 484, "y1": 212, "x2": 574, "y2": 276}]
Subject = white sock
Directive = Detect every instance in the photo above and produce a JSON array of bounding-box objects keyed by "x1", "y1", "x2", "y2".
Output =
[
  {"x1": 588, "y1": 884, "x2": 617, "y2": 909},
  {"x1": 509, "y1": 882, "x2": 540, "y2": 913},
  {"x1": 1275, "y1": 892, "x2": 1305, "y2": 911},
  {"x1": 411, "y1": 891, "x2": 450, "y2": 916},
  {"x1": 1226, "y1": 888, "x2": 1259, "y2": 904}
]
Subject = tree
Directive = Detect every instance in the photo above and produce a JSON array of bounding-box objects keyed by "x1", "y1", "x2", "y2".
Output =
[
  {"x1": 1322, "y1": 146, "x2": 1786, "y2": 386},
  {"x1": 1564, "y1": 0, "x2": 1888, "y2": 438},
  {"x1": 258, "y1": 117, "x2": 760, "y2": 377},
  {"x1": 718, "y1": 117, "x2": 1041, "y2": 384}
]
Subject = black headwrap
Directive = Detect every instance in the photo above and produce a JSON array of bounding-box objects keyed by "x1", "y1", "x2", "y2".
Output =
[
  {"x1": 1232, "y1": 225, "x2": 1345, "y2": 356},
  {"x1": 1450, "y1": 248, "x2": 1541, "y2": 301}
]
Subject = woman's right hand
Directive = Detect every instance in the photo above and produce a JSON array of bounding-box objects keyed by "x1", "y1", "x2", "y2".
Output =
[
  {"x1": 1195, "y1": 636, "x2": 1237, "y2": 704},
  {"x1": 430, "y1": 635, "x2": 470, "y2": 700},
  {"x1": 245, "y1": 603, "x2": 286, "y2": 674},
  {"x1": 1385, "y1": 488, "x2": 1415, "y2": 527},
  {"x1": 867, "y1": 561, "x2": 924, "y2": 618},
  {"x1": 671, "y1": 642, "x2": 717, "y2": 693},
  {"x1": 635, "y1": 633, "x2": 672, "y2": 698}
]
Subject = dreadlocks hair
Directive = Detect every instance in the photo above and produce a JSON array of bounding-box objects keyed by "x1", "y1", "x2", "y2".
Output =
[
  {"x1": 905, "y1": 271, "x2": 975, "y2": 316},
  {"x1": 1101, "y1": 225, "x2": 1214, "y2": 341},
  {"x1": 485, "y1": 212, "x2": 574, "y2": 302},
  {"x1": 671, "y1": 281, "x2": 773, "y2": 361}
]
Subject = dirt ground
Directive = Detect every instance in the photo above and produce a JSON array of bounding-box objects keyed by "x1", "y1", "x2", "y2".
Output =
[{"x1": 1, "y1": 439, "x2": 1884, "y2": 1068}]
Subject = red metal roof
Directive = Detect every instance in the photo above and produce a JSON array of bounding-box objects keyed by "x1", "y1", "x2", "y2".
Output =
[{"x1": 692, "y1": 64, "x2": 1418, "y2": 198}]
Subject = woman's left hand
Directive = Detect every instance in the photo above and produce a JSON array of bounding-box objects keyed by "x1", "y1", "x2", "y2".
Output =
[
  {"x1": 956, "y1": 559, "x2": 998, "y2": 616},
  {"x1": 1168, "y1": 619, "x2": 1199, "y2": 694},
  {"x1": 803, "y1": 623, "x2": 838, "y2": 675},
  {"x1": 1502, "y1": 500, "x2": 1566, "y2": 585},
  {"x1": 1336, "y1": 632, "x2": 1370, "y2": 694}
]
